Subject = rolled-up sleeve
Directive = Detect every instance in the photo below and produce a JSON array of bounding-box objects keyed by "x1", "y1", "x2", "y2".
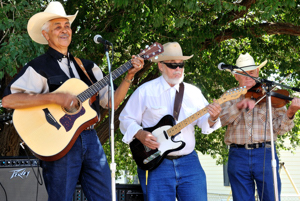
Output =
[
  {"x1": 196, "y1": 94, "x2": 221, "y2": 134},
  {"x1": 91, "y1": 64, "x2": 112, "y2": 109},
  {"x1": 119, "y1": 89, "x2": 144, "y2": 144}
]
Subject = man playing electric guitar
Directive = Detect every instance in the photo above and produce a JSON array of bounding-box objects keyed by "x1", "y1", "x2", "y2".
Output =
[
  {"x1": 119, "y1": 42, "x2": 222, "y2": 201},
  {"x1": 2, "y1": 2, "x2": 144, "y2": 201}
]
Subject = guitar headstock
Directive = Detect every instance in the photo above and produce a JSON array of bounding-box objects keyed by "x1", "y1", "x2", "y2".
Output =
[
  {"x1": 219, "y1": 86, "x2": 247, "y2": 104},
  {"x1": 138, "y1": 42, "x2": 164, "y2": 61}
]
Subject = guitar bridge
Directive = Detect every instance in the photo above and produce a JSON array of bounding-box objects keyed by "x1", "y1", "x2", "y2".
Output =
[
  {"x1": 143, "y1": 150, "x2": 161, "y2": 164},
  {"x1": 43, "y1": 108, "x2": 61, "y2": 130}
]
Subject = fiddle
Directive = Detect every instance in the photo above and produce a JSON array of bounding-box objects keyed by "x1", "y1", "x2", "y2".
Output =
[{"x1": 245, "y1": 83, "x2": 293, "y2": 108}]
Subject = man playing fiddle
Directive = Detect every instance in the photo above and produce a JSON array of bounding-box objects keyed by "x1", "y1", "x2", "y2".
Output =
[{"x1": 219, "y1": 53, "x2": 300, "y2": 201}]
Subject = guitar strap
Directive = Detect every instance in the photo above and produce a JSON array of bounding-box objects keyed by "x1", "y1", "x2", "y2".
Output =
[
  {"x1": 74, "y1": 57, "x2": 94, "y2": 84},
  {"x1": 173, "y1": 82, "x2": 184, "y2": 121}
]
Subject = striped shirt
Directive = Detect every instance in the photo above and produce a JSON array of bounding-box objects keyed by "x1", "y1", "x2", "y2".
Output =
[{"x1": 220, "y1": 94, "x2": 294, "y2": 145}]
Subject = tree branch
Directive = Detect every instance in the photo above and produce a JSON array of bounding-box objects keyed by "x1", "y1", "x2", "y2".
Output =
[
  {"x1": 201, "y1": 22, "x2": 300, "y2": 51},
  {"x1": 212, "y1": 0, "x2": 257, "y2": 26},
  {"x1": 96, "y1": 62, "x2": 160, "y2": 144}
]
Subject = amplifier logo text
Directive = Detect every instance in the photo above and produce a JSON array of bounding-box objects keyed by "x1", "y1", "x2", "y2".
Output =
[{"x1": 10, "y1": 168, "x2": 30, "y2": 179}]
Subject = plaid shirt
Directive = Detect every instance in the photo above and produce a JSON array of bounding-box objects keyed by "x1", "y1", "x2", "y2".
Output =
[{"x1": 220, "y1": 94, "x2": 294, "y2": 145}]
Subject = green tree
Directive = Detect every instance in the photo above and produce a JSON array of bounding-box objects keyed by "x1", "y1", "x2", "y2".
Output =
[{"x1": 1, "y1": 0, "x2": 300, "y2": 179}]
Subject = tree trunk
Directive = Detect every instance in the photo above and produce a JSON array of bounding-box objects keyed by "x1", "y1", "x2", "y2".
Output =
[
  {"x1": 0, "y1": 123, "x2": 21, "y2": 156},
  {"x1": 96, "y1": 62, "x2": 159, "y2": 144}
]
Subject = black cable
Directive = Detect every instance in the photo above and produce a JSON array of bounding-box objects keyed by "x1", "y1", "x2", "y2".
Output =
[
  {"x1": 249, "y1": 105, "x2": 256, "y2": 201},
  {"x1": 21, "y1": 144, "x2": 44, "y2": 201},
  {"x1": 0, "y1": 182, "x2": 8, "y2": 201},
  {"x1": 260, "y1": 96, "x2": 269, "y2": 201}
]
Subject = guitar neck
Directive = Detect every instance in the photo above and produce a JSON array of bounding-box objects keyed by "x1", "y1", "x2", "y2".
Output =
[
  {"x1": 166, "y1": 98, "x2": 224, "y2": 137},
  {"x1": 77, "y1": 60, "x2": 132, "y2": 102}
]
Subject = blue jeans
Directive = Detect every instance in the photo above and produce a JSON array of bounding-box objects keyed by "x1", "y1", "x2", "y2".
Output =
[
  {"x1": 138, "y1": 150, "x2": 207, "y2": 201},
  {"x1": 41, "y1": 130, "x2": 111, "y2": 201},
  {"x1": 228, "y1": 144, "x2": 281, "y2": 201}
]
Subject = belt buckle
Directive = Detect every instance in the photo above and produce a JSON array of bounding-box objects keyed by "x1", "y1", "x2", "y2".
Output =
[
  {"x1": 265, "y1": 143, "x2": 272, "y2": 148},
  {"x1": 245, "y1": 144, "x2": 254, "y2": 150}
]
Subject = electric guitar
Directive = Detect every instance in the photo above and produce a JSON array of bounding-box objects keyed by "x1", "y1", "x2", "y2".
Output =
[
  {"x1": 130, "y1": 86, "x2": 247, "y2": 170},
  {"x1": 12, "y1": 42, "x2": 164, "y2": 161}
]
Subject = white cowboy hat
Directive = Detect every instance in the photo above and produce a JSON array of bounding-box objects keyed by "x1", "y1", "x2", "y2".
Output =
[
  {"x1": 234, "y1": 53, "x2": 267, "y2": 72},
  {"x1": 152, "y1": 42, "x2": 193, "y2": 63},
  {"x1": 27, "y1": 1, "x2": 78, "y2": 45}
]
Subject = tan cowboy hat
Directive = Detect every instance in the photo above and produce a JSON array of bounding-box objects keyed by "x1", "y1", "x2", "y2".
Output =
[
  {"x1": 233, "y1": 53, "x2": 267, "y2": 72},
  {"x1": 152, "y1": 42, "x2": 193, "y2": 63},
  {"x1": 27, "y1": 1, "x2": 78, "y2": 45}
]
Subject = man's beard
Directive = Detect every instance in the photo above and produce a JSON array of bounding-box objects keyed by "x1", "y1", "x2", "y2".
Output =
[{"x1": 162, "y1": 70, "x2": 184, "y2": 85}]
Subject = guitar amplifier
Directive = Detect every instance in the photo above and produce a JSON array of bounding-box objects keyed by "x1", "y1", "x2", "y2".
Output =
[
  {"x1": 73, "y1": 184, "x2": 88, "y2": 201},
  {"x1": 73, "y1": 183, "x2": 144, "y2": 201},
  {"x1": 0, "y1": 156, "x2": 48, "y2": 201},
  {"x1": 116, "y1": 184, "x2": 144, "y2": 201}
]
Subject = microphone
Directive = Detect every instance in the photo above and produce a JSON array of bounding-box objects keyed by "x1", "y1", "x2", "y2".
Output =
[
  {"x1": 93, "y1": 35, "x2": 112, "y2": 45},
  {"x1": 218, "y1": 62, "x2": 238, "y2": 71}
]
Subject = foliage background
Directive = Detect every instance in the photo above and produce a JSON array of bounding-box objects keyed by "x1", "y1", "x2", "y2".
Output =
[{"x1": 1, "y1": 0, "x2": 300, "y2": 180}]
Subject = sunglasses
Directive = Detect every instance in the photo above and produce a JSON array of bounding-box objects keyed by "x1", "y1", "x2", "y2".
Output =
[{"x1": 161, "y1": 62, "x2": 184, "y2": 69}]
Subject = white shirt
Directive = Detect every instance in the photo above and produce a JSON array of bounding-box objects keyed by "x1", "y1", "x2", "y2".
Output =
[{"x1": 119, "y1": 76, "x2": 221, "y2": 156}]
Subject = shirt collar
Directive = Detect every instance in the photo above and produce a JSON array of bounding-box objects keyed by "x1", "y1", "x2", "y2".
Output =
[
  {"x1": 47, "y1": 47, "x2": 70, "y2": 62},
  {"x1": 159, "y1": 76, "x2": 180, "y2": 92}
]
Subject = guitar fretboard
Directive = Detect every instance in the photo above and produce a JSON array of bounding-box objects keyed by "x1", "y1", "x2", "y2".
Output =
[
  {"x1": 166, "y1": 86, "x2": 246, "y2": 137},
  {"x1": 77, "y1": 61, "x2": 132, "y2": 102},
  {"x1": 166, "y1": 104, "x2": 210, "y2": 137}
]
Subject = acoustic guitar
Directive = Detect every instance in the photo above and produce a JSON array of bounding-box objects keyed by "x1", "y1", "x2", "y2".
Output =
[{"x1": 13, "y1": 42, "x2": 164, "y2": 161}]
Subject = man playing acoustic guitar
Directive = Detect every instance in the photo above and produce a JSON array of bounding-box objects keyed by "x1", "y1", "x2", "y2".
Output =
[
  {"x1": 119, "y1": 42, "x2": 222, "y2": 201},
  {"x1": 2, "y1": 1, "x2": 144, "y2": 200}
]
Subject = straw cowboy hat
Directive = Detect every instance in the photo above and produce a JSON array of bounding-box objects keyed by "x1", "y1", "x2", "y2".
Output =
[
  {"x1": 152, "y1": 42, "x2": 193, "y2": 63},
  {"x1": 27, "y1": 1, "x2": 78, "y2": 45},
  {"x1": 234, "y1": 53, "x2": 267, "y2": 72}
]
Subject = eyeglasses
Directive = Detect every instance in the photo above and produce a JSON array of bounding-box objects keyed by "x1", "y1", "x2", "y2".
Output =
[{"x1": 161, "y1": 62, "x2": 184, "y2": 69}]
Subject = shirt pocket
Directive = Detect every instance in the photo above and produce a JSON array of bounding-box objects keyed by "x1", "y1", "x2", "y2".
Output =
[
  {"x1": 147, "y1": 106, "x2": 168, "y2": 122},
  {"x1": 48, "y1": 75, "x2": 68, "y2": 92},
  {"x1": 181, "y1": 104, "x2": 198, "y2": 123},
  {"x1": 257, "y1": 105, "x2": 268, "y2": 123}
]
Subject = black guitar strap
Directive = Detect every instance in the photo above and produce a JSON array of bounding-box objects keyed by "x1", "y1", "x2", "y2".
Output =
[{"x1": 173, "y1": 82, "x2": 184, "y2": 121}]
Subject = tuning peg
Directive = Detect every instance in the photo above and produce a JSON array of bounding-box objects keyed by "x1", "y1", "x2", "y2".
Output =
[{"x1": 145, "y1": 45, "x2": 149, "y2": 49}]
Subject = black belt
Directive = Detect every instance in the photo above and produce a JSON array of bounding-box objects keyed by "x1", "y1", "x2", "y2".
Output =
[
  {"x1": 165, "y1": 155, "x2": 184, "y2": 160},
  {"x1": 230, "y1": 142, "x2": 272, "y2": 150}
]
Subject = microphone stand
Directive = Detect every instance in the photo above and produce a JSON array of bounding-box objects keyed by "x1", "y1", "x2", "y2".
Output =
[
  {"x1": 103, "y1": 43, "x2": 116, "y2": 201},
  {"x1": 262, "y1": 80, "x2": 279, "y2": 201},
  {"x1": 232, "y1": 70, "x2": 299, "y2": 201}
]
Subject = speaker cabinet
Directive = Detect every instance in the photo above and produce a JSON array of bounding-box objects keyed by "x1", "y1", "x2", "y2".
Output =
[
  {"x1": 0, "y1": 156, "x2": 48, "y2": 201},
  {"x1": 116, "y1": 184, "x2": 144, "y2": 201},
  {"x1": 73, "y1": 183, "x2": 144, "y2": 201}
]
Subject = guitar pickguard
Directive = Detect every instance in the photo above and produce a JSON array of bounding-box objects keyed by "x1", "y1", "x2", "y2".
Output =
[{"x1": 59, "y1": 107, "x2": 86, "y2": 132}]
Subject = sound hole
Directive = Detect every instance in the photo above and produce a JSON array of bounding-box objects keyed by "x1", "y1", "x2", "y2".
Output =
[{"x1": 62, "y1": 98, "x2": 82, "y2": 115}]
